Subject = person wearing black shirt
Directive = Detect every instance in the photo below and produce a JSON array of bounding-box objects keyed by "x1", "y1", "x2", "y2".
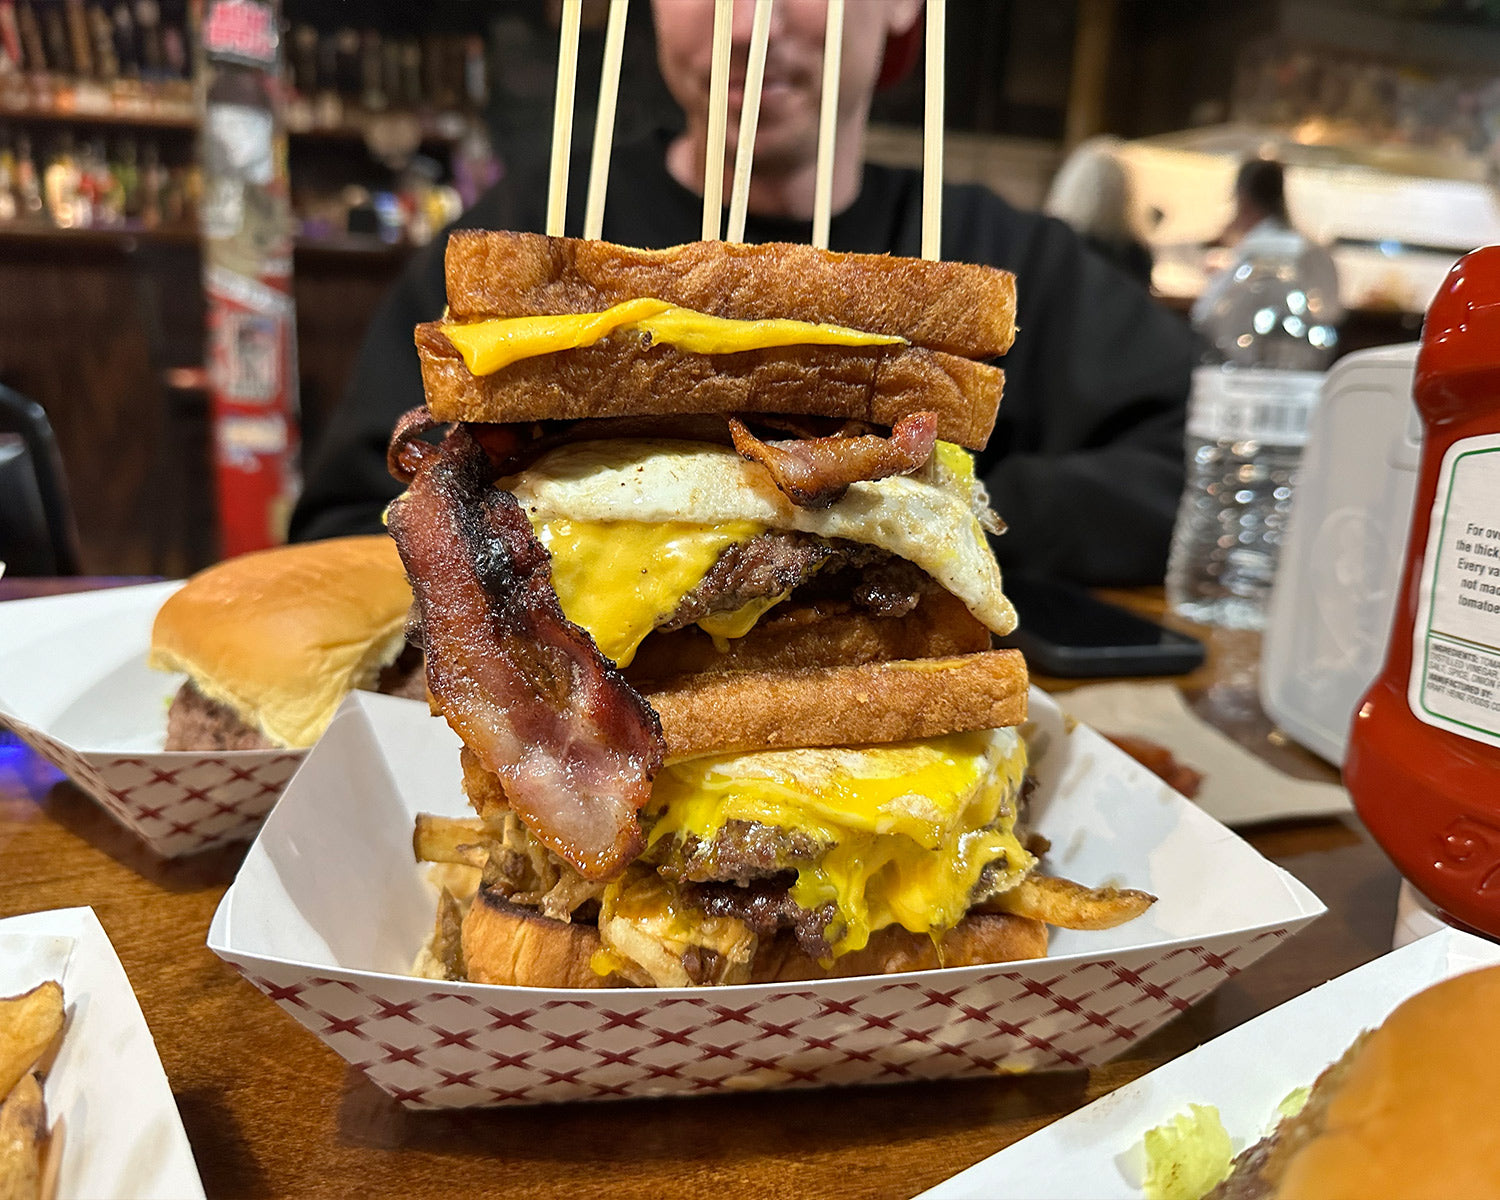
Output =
[{"x1": 291, "y1": 0, "x2": 1194, "y2": 586}]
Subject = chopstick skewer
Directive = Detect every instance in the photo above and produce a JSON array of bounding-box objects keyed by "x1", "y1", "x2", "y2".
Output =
[
  {"x1": 811, "y1": 0, "x2": 844, "y2": 250},
  {"x1": 546, "y1": 0, "x2": 584, "y2": 236},
  {"x1": 726, "y1": 0, "x2": 774, "y2": 244},
  {"x1": 583, "y1": 0, "x2": 630, "y2": 240},
  {"x1": 921, "y1": 0, "x2": 946, "y2": 260},
  {"x1": 702, "y1": 0, "x2": 735, "y2": 240}
]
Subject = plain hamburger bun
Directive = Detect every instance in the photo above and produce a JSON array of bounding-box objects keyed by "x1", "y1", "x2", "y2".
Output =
[
  {"x1": 149, "y1": 535, "x2": 413, "y2": 749},
  {"x1": 1209, "y1": 963, "x2": 1500, "y2": 1199},
  {"x1": 460, "y1": 888, "x2": 1048, "y2": 989}
]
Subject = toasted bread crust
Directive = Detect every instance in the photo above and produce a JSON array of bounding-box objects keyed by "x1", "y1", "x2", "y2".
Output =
[
  {"x1": 460, "y1": 886, "x2": 1046, "y2": 988},
  {"x1": 624, "y1": 592, "x2": 994, "y2": 687},
  {"x1": 750, "y1": 913, "x2": 1048, "y2": 981},
  {"x1": 461, "y1": 652, "x2": 1027, "y2": 773},
  {"x1": 443, "y1": 232, "x2": 1017, "y2": 360},
  {"x1": 647, "y1": 651, "x2": 1027, "y2": 758},
  {"x1": 462, "y1": 892, "x2": 623, "y2": 988},
  {"x1": 415, "y1": 325, "x2": 1002, "y2": 450}
]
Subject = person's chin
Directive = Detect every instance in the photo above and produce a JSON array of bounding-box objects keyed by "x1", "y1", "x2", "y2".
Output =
[{"x1": 752, "y1": 125, "x2": 818, "y2": 171}]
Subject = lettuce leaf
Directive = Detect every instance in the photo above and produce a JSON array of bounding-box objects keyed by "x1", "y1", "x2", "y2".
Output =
[
  {"x1": 1275, "y1": 1085, "x2": 1311, "y2": 1121},
  {"x1": 1141, "y1": 1103, "x2": 1234, "y2": 1200}
]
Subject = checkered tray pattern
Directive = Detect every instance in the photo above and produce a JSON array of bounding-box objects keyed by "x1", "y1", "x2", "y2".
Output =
[
  {"x1": 1, "y1": 713, "x2": 300, "y2": 858},
  {"x1": 220, "y1": 928, "x2": 1290, "y2": 1109}
]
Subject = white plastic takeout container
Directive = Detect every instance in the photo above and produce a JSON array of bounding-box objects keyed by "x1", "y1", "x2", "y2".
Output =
[
  {"x1": 0, "y1": 906, "x2": 206, "y2": 1200},
  {"x1": 0, "y1": 582, "x2": 303, "y2": 857},
  {"x1": 208, "y1": 689, "x2": 1325, "y2": 1109},
  {"x1": 919, "y1": 926, "x2": 1500, "y2": 1199}
]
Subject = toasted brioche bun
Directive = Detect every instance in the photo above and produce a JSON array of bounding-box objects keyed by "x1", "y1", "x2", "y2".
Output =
[
  {"x1": 647, "y1": 650, "x2": 1027, "y2": 759},
  {"x1": 457, "y1": 650, "x2": 1028, "y2": 823},
  {"x1": 461, "y1": 888, "x2": 1047, "y2": 989},
  {"x1": 443, "y1": 232, "x2": 1017, "y2": 360},
  {"x1": 149, "y1": 536, "x2": 412, "y2": 749},
  {"x1": 1233, "y1": 965, "x2": 1500, "y2": 1200},
  {"x1": 416, "y1": 327, "x2": 1003, "y2": 450}
]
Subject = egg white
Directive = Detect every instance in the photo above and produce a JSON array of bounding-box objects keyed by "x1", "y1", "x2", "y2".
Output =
[{"x1": 504, "y1": 439, "x2": 1016, "y2": 635}]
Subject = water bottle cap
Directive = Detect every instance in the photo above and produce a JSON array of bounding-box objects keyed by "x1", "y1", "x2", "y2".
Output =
[{"x1": 1238, "y1": 227, "x2": 1305, "y2": 257}]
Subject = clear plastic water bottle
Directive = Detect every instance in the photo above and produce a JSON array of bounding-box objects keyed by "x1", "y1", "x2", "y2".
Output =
[{"x1": 1165, "y1": 227, "x2": 1340, "y2": 629}]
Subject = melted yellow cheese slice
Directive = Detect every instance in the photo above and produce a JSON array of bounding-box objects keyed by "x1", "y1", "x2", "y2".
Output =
[
  {"x1": 442, "y1": 298, "x2": 906, "y2": 376},
  {"x1": 534, "y1": 517, "x2": 764, "y2": 667},
  {"x1": 644, "y1": 728, "x2": 1033, "y2": 961}
]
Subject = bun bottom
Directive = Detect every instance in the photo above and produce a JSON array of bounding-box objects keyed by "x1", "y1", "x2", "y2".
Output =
[{"x1": 460, "y1": 888, "x2": 1048, "y2": 989}]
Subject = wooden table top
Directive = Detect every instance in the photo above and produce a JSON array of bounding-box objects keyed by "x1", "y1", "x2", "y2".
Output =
[{"x1": 0, "y1": 578, "x2": 1401, "y2": 1200}]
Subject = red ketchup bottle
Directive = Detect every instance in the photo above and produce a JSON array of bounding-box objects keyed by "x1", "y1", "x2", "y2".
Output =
[{"x1": 1347, "y1": 245, "x2": 1500, "y2": 935}]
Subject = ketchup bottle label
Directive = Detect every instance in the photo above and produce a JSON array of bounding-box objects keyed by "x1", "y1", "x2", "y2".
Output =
[{"x1": 1408, "y1": 430, "x2": 1500, "y2": 747}]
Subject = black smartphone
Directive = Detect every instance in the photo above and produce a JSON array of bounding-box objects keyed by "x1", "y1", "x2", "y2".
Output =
[{"x1": 996, "y1": 573, "x2": 1206, "y2": 678}]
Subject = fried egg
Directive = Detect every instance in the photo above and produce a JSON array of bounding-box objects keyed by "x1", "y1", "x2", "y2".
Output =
[{"x1": 504, "y1": 438, "x2": 1016, "y2": 638}]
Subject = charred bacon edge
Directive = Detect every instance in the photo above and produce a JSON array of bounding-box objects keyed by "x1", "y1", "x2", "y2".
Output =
[
  {"x1": 727, "y1": 410, "x2": 940, "y2": 509},
  {"x1": 387, "y1": 405, "x2": 443, "y2": 483}
]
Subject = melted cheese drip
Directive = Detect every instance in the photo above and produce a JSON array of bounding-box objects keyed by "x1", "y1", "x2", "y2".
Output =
[
  {"x1": 645, "y1": 729, "x2": 1032, "y2": 960},
  {"x1": 534, "y1": 517, "x2": 764, "y2": 666},
  {"x1": 442, "y1": 298, "x2": 906, "y2": 376},
  {"x1": 593, "y1": 869, "x2": 759, "y2": 987}
]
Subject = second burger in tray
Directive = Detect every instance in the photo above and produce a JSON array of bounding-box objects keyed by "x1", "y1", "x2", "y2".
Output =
[
  {"x1": 150, "y1": 536, "x2": 424, "y2": 751},
  {"x1": 391, "y1": 231, "x2": 1154, "y2": 989}
]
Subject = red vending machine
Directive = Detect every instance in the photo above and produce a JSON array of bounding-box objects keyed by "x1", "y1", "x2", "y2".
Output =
[{"x1": 198, "y1": 0, "x2": 299, "y2": 557}]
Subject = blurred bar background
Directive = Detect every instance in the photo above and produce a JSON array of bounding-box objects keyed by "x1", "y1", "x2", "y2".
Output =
[{"x1": 0, "y1": 0, "x2": 1496, "y2": 576}]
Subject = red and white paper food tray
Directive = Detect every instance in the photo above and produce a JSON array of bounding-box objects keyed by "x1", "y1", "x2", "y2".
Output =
[
  {"x1": 0, "y1": 582, "x2": 301, "y2": 857},
  {"x1": 0, "y1": 906, "x2": 206, "y2": 1200},
  {"x1": 207, "y1": 689, "x2": 1324, "y2": 1109},
  {"x1": 919, "y1": 926, "x2": 1500, "y2": 1199}
]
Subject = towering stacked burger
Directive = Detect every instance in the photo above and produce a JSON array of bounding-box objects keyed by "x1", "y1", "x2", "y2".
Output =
[{"x1": 391, "y1": 231, "x2": 1152, "y2": 988}]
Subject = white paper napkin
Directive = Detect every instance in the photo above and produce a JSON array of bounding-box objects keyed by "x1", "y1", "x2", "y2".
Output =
[
  {"x1": 1058, "y1": 681, "x2": 1351, "y2": 825},
  {"x1": 0, "y1": 907, "x2": 205, "y2": 1200}
]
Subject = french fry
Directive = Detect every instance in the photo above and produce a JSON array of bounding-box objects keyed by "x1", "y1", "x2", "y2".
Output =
[
  {"x1": 986, "y1": 875, "x2": 1156, "y2": 931},
  {"x1": 0, "y1": 984, "x2": 64, "y2": 1102},
  {"x1": 0, "y1": 1071, "x2": 44, "y2": 1200},
  {"x1": 412, "y1": 814, "x2": 489, "y2": 867}
]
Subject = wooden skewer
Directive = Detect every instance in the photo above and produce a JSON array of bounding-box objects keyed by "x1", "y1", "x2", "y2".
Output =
[
  {"x1": 921, "y1": 0, "x2": 946, "y2": 260},
  {"x1": 702, "y1": 0, "x2": 734, "y2": 240},
  {"x1": 583, "y1": 0, "x2": 630, "y2": 240},
  {"x1": 546, "y1": 0, "x2": 584, "y2": 237},
  {"x1": 727, "y1": 0, "x2": 774, "y2": 244},
  {"x1": 811, "y1": 0, "x2": 844, "y2": 250}
]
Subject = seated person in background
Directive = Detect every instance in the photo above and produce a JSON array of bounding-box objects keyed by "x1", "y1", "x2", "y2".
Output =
[
  {"x1": 1194, "y1": 157, "x2": 1341, "y2": 330},
  {"x1": 1042, "y1": 134, "x2": 1154, "y2": 288},
  {"x1": 292, "y1": 0, "x2": 1196, "y2": 587},
  {"x1": 1212, "y1": 157, "x2": 1287, "y2": 249}
]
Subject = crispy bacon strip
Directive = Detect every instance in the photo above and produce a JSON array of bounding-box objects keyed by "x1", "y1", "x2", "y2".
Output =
[
  {"x1": 728, "y1": 410, "x2": 939, "y2": 509},
  {"x1": 387, "y1": 406, "x2": 445, "y2": 483},
  {"x1": 387, "y1": 430, "x2": 665, "y2": 880}
]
